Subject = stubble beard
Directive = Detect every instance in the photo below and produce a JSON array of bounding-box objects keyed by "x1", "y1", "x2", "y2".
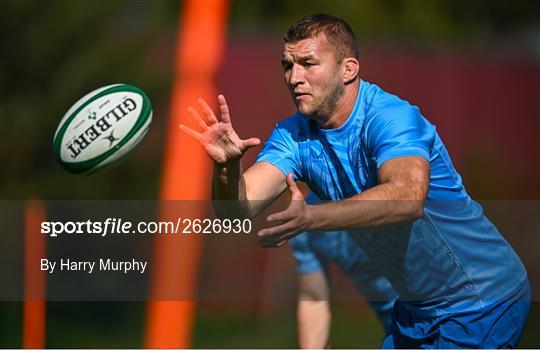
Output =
[
  {"x1": 318, "y1": 76, "x2": 345, "y2": 119},
  {"x1": 298, "y1": 76, "x2": 344, "y2": 120}
]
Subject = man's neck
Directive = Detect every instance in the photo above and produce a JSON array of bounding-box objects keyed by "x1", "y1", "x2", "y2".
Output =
[{"x1": 316, "y1": 80, "x2": 360, "y2": 130}]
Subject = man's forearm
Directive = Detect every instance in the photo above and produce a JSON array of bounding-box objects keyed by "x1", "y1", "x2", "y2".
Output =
[
  {"x1": 212, "y1": 160, "x2": 244, "y2": 200},
  {"x1": 212, "y1": 161, "x2": 252, "y2": 218},
  {"x1": 308, "y1": 182, "x2": 424, "y2": 232},
  {"x1": 258, "y1": 158, "x2": 429, "y2": 246}
]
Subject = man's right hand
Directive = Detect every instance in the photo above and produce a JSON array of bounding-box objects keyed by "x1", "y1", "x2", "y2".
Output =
[
  {"x1": 180, "y1": 94, "x2": 287, "y2": 218},
  {"x1": 179, "y1": 95, "x2": 261, "y2": 165}
]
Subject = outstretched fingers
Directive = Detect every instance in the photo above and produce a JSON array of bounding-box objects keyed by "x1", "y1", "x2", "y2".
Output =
[
  {"x1": 241, "y1": 137, "x2": 261, "y2": 151},
  {"x1": 179, "y1": 124, "x2": 202, "y2": 141},
  {"x1": 258, "y1": 221, "x2": 294, "y2": 237},
  {"x1": 187, "y1": 107, "x2": 208, "y2": 130},
  {"x1": 257, "y1": 234, "x2": 287, "y2": 248},
  {"x1": 198, "y1": 98, "x2": 218, "y2": 125},
  {"x1": 217, "y1": 95, "x2": 232, "y2": 124},
  {"x1": 266, "y1": 205, "x2": 294, "y2": 223}
]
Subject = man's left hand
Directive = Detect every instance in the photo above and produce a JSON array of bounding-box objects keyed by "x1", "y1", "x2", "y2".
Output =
[{"x1": 257, "y1": 173, "x2": 312, "y2": 248}]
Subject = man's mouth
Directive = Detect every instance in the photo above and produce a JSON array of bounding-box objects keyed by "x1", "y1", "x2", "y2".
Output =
[{"x1": 294, "y1": 92, "x2": 310, "y2": 100}]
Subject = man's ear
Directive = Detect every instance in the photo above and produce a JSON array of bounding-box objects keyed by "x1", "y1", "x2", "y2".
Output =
[{"x1": 342, "y1": 57, "x2": 359, "y2": 84}]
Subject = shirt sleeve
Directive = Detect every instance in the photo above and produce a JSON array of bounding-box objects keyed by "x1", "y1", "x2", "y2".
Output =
[
  {"x1": 366, "y1": 102, "x2": 435, "y2": 168},
  {"x1": 256, "y1": 123, "x2": 303, "y2": 181},
  {"x1": 289, "y1": 233, "x2": 325, "y2": 275}
]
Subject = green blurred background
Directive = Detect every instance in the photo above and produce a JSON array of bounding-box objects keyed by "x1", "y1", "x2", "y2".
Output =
[{"x1": 0, "y1": 0, "x2": 538, "y2": 348}]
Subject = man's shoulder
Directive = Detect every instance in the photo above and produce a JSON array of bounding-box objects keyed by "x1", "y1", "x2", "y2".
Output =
[
  {"x1": 361, "y1": 81, "x2": 419, "y2": 122},
  {"x1": 359, "y1": 81, "x2": 431, "y2": 138}
]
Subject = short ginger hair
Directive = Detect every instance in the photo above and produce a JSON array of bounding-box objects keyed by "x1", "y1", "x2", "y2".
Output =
[{"x1": 284, "y1": 13, "x2": 360, "y2": 61}]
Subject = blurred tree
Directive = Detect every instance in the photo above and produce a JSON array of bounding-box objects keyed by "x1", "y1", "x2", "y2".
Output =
[
  {"x1": 230, "y1": 0, "x2": 540, "y2": 51},
  {"x1": 1, "y1": 0, "x2": 538, "y2": 199},
  {"x1": 0, "y1": 0, "x2": 179, "y2": 199}
]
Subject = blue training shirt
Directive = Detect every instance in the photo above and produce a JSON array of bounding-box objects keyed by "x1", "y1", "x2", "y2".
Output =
[
  {"x1": 291, "y1": 228, "x2": 398, "y2": 334},
  {"x1": 256, "y1": 80, "x2": 527, "y2": 315},
  {"x1": 291, "y1": 193, "x2": 398, "y2": 334}
]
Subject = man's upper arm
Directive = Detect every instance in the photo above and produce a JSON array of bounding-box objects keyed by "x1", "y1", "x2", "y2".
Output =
[
  {"x1": 243, "y1": 161, "x2": 287, "y2": 215},
  {"x1": 365, "y1": 99, "x2": 434, "y2": 201},
  {"x1": 378, "y1": 156, "x2": 430, "y2": 201},
  {"x1": 366, "y1": 100, "x2": 435, "y2": 169}
]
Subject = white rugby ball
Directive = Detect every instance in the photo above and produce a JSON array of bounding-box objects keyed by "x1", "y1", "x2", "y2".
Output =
[{"x1": 53, "y1": 84, "x2": 152, "y2": 174}]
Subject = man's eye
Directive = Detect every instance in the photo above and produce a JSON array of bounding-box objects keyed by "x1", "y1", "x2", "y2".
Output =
[{"x1": 304, "y1": 62, "x2": 315, "y2": 67}]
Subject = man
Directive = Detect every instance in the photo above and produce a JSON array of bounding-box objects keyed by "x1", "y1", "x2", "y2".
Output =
[
  {"x1": 292, "y1": 193, "x2": 398, "y2": 348},
  {"x1": 181, "y1": 13, "x2": 530, "y2": 348}
]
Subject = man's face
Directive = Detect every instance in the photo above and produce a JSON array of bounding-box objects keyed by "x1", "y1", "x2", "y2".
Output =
[{"x1": 281, "y1": 34, "x2": 344, "y2": 118}]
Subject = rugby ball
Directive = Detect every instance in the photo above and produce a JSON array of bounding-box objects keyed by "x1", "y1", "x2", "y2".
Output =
[{"x1": 53, "y1": 84, "x2": 152, "y2": 174}]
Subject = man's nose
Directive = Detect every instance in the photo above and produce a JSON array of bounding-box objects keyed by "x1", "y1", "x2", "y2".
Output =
[{"x1": 288, "y1": 65, "x2": 304, "y2": 85}]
